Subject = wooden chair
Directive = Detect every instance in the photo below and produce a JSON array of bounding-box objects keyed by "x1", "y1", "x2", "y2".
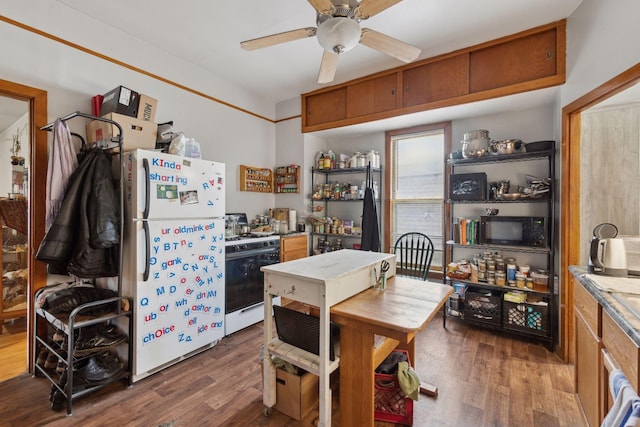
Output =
[{"x1": 392, "y1": 232, "x2": 434, "y2": 281}]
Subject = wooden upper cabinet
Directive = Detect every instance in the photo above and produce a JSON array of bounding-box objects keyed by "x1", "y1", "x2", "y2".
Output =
[
  {"x1": 346, "y1": 73, "x2": 398, "y2": 118},
  {"x1": 303, "y1": 87, "x2": 347, "y2": 127},
  {"x1": 301, "y1": 20, "x2": 565, "y2": 133},
  {"x1": 402, "y1": 54, "x2": 469, "y2": 108},
  {"x1": 469, "y1": 28, "x2": 557, "y2": 93}
]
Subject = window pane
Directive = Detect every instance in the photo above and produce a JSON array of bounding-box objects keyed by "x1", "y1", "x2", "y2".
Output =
[
  {"x1": 395, "y1": 134, "x2": 444, "y2": 199},
  {"x1": 392, "y1": 201, "x2": 443, "y2": 269}
]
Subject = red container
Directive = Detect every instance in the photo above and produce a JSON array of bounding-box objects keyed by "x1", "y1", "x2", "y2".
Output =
[{"x1": 374, "y1": 349, "x2": 414, "y2": 425}]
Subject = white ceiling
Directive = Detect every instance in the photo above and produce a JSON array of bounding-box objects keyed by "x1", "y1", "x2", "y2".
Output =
[
  {"x1": 54, "y1": 0, "x2": 583, "y2": 105},
  {"x1": 1, "y1": 0, "x2": 589, "y2": 135}
]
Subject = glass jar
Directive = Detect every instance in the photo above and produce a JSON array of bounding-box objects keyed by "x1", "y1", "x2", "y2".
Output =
[
  {"x1": 357, "y1": 153, "x2": 366, "y2": 168},
  {"x1": 495, "y1": 271, "x2": 506, "y2": 287},
  {"x1": 366, "y1": 150, "x2": 377, "y2": 168},
  {"x1": 350, "y1": 152, "x2": 360, "y2": 168},
  {"x1": 515, "y1": 273, "x2": 526, "y2": 289}
]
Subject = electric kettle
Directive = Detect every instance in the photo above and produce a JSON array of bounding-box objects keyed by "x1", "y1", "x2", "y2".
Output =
[{"x1": 590, "y1": 223, "x2": 628, "y2": 276}]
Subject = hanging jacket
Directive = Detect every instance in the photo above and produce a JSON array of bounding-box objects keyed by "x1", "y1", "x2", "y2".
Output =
[
  {"x1": 45, "y1": 119, "x2": 79, "y2": 231},
  {"x1": 36, "y1": 148, "x2": 119, "y2": 277},
  {"x1": 360, "y1": 186, "x2": 380, "y2": 252}
]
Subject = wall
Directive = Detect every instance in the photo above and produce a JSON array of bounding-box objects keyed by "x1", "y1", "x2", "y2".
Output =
[
  {"x1": 562, "y1": 0, "x2": 640, "y2": 107},
  {"x1": 0, "y1": 5, "x2": 277, "y2": 220},
  {"x1": 580, "y1": 103, "x2": 640, "y2": 263}
]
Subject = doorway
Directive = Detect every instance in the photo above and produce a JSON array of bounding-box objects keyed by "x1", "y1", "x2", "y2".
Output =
[
  {"x1": 0, "y1": 95, "x2": 29, "y2": 380},
  {"x1": 560, "y1": 63, "x2": 640, "y2": 362},
  {"x1": 0, "y1": 79, "x2": 48, "y2": 380}
]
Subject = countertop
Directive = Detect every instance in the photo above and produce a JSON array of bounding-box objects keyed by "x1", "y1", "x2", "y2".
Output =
[
  {"x1": 569, "y1": 265, "x2": 640, "y2": 346},
  {"x1": 278, "y1": 231, "x2": 308, "y2": 238}
]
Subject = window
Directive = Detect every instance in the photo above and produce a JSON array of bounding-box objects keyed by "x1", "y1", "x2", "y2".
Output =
[{"x1": 385, "y1": 123, "x2": 450, "y2": 272}]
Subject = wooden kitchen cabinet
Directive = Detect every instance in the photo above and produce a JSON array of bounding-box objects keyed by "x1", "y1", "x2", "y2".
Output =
[
  {"x1": 304, "y1": 87, "x2": 346, "y2": 127},
  {"x1": 469, "y1": 28, "x2": 558, "y2": 93},
  {"x1": 280, "y1": 234, "x2": 308, "y2": 262},
  {"x1": 346, "y1": 73, "x2": 397, "y2": 118},
  {"x1": 602, "y1": 308, "x2": 640, "y2": 392},
  {"x1": 574, "y1": 278, "x2": 602, "y2": 427},
  {"x1": 402, "y1": 54, "x2": 469, "y2": 108},
  {"x1": 301, "y1": 20, "x2": 565, "y2": 133}
]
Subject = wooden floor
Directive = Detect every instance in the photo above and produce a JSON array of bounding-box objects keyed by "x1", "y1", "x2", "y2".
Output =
[
  {"x1": 0, "y1": 313, "x2": 584, "y2": 427},
  {"x1": 0, "y1": 316, "x2": 27, "y2": 382}
]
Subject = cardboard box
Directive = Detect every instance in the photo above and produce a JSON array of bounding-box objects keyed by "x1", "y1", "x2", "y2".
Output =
[
  {"x1": 137, "y1": 94, "x2": 158, "y2": 122},
  {"x1": 85, "y1": 112, "x2": 157, "y2": 152},
  {"x1": 100, "y1": 85, "x2": 139, "y2": 117},
  {"x1": 273, "y1": 368, "x2": 319, "y2": 420}
]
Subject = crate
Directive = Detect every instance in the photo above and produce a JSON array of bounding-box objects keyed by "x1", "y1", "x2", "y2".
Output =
[
  {"x1": 374, "y1": 349, "x2": 414, "y2": 425},
  {"x1": 503, "y1": 300, "x2": 549, "y2": 336},
  {"x1": 463, "y1": 290, "x2": 502, "y2": 326}
]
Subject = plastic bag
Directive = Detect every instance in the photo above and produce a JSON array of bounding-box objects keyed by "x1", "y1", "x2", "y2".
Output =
[{"x1": 168, "y1": 133, "x2": 186, "y2": 156}]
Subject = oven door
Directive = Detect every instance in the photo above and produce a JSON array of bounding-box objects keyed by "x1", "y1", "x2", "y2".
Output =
[{"x1": 225, "y1": 248, "x2": 280, "y2": 334}]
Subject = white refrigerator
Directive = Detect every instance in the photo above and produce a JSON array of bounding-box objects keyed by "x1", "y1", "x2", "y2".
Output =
[{"x1": 121, "y1": 149, "x2": 225, "y2": 382}]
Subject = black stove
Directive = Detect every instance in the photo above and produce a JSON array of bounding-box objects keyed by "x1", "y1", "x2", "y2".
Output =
[{"x1": 224, "y1": 213, "x2": 281, "y2": 335}]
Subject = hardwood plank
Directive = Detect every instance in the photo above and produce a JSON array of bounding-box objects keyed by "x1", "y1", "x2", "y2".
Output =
[{"x1": 0, "y1": 313, "x2": 585, "y2": 426}]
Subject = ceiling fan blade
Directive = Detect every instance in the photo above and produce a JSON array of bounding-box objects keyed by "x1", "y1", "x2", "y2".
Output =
[
  {"x1": 318, "y1": 50, "x2": 339, "y2": 84},
  {"x1": 307, "y1": 0, "x2": 334, "y2": 15},
  {"x1": 355, "y1": 0, "x2": 402, "y2": 19},
  {"x1": 360, "y1": 28, "x2": 421, "y2": 63},
  {"x1": 240, "y1": 28, "x2": 317, "y2": 51}
]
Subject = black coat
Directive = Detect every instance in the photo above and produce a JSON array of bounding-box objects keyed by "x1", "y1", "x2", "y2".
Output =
[
  {"x1": 360, "y1": 186, "x2": 380, "y2": 252},
  {"x1": 36, "y1": 148, "x2": 120, "y2": 277}
]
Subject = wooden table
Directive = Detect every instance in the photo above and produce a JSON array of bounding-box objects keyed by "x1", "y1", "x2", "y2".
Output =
[{"x1": 330, "y1": 276, "x2": 452, "y2": 427}]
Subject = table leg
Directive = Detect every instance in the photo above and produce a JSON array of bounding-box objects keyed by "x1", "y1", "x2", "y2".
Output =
[{"x1": 339, "y1": 324, "x2": 376, "y2": 427}]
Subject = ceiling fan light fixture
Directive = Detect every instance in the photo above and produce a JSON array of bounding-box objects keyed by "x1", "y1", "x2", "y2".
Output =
[{"x1": 317, "y1": 17, "x2": 361, "y2": 54}]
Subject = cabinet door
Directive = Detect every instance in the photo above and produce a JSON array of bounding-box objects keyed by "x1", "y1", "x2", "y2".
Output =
[
  {"x1": 469, "y1": 28, "x2": 557, "y2": 92},
  {"x1": 346, "y1": 73, "x2": 398, "y2": 118},
  {"x1": 575, "y1": 308, "x2": 601, "y2": 427},
  {"x1": 403, "y1": 54, "x2": 469, "y2": 108},
  {"x1": 281, "y1": 235, "x2": 308, "y2": 262},
  {"x1": 304, "y1": 88, "x2": 347, "y2": 127}
]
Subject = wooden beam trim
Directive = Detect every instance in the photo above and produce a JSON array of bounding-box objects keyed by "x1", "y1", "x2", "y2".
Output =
[{"x1": 0, "y1": 15, "x2": 275, "y2": 124}]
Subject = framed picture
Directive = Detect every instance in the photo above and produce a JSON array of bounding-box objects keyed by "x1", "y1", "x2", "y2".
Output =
[{"x1": 449, "y1": 172, "x2": 487, "y2": 201}]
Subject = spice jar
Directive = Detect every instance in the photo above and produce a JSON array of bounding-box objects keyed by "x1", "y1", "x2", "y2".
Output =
[
  {"x1": 495, "y1": 271, "x2": 506, "y2": 287},
  {"x1": 515, "y1": 273, "x2": 526, "y2": 289},
  {"x1": 525, "y1": 277, "x2": 534, "y2": 290}
]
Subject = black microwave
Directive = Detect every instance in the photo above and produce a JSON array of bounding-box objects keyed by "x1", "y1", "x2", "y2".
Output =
[{"x1": 479, "y1": 216, "x2": 547, "y2": 247}]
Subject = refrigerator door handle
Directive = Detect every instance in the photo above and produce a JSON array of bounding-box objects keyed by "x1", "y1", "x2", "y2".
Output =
[
  {"x1": 142, "y1": 157, "x2": 151, "y2": 219},
  {"x1": 143, "y1": 220, "x2": 151, "y2": 281}
]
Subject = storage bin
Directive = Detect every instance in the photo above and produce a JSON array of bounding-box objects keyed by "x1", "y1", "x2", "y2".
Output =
[
  {"x1": 463, "y1": 290, "x2": 502, "y2": 325},
  {"x1": 503, "y1": 300, "x2": 549, "y2": 336},
  {"x1": 374, "y1": 349, "x2": 414, "y2": 425}
]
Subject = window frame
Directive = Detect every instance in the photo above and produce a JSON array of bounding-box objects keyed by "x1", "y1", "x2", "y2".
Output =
[{"x1": 384, "y1": 121, "x2": 451, "y2": 278}]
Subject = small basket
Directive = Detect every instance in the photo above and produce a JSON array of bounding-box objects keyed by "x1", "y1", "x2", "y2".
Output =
[
  {"x1": 374, "y1": 349, "x2": 414, "y2": 426},
  {"x1": 463, "y1": 290, "x2": 502, "y2": 326},
  {"x1": 503, "y1": 300, "x2": 549, "y2": 336}
]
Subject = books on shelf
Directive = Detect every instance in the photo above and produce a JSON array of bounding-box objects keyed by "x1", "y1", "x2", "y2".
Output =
[{"x1": 452, "y1": 217, "x2": 479, "y2": 245}]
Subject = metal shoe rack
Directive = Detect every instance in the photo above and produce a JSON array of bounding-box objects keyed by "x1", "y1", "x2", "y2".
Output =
[{"x1": 33, "y1": 112, "x2": 133, "y2": 416}]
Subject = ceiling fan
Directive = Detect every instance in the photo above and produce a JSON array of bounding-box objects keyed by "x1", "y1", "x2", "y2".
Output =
[{"x1": 240, "y1": 0, "x2": 422, "y2": 84}]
